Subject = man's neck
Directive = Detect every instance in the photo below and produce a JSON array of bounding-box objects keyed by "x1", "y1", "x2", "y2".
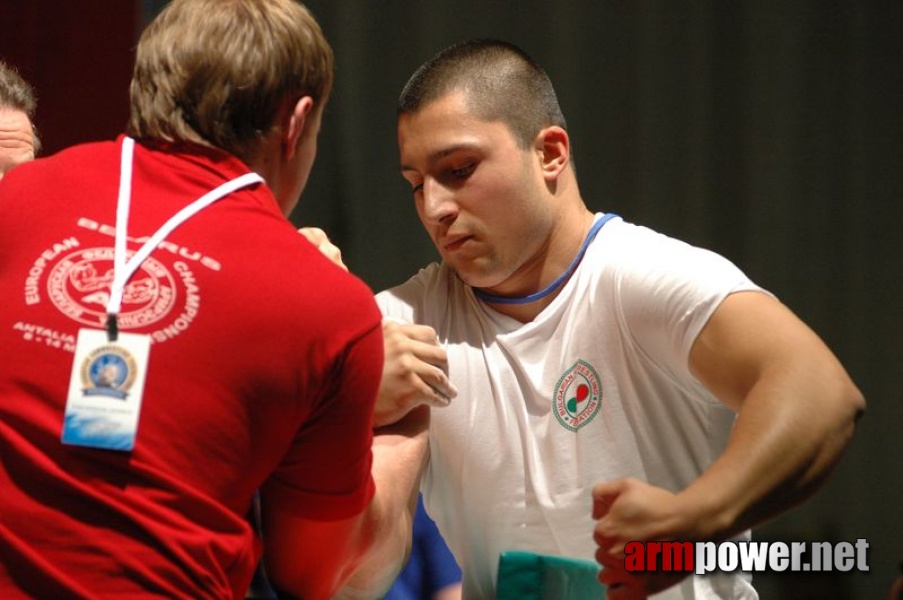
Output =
[{"x1": 480, "y1": 208, "x2": 597, "y2": 323}]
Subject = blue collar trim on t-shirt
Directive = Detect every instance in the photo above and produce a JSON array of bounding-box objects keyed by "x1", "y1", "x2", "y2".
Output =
[{"x1": 473, "y1": 213, "x2": 619, "y2": 305}]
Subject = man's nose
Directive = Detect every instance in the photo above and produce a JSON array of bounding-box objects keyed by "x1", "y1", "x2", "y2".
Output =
[{"x1": 421, "y1": 178, "x2": 457, "y2": 225}]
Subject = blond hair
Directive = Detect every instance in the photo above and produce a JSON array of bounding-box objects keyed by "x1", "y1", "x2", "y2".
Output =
[{"x1": 127, "y1": 0, "x2": 333, "y2": 163}]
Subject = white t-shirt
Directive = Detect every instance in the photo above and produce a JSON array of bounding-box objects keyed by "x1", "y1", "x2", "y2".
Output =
[{"x1": 377, "y1": 214, "x2": 763, "y2": 599}]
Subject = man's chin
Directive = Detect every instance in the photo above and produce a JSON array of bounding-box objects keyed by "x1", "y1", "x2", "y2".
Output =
[{"x1": 443, "y1": 256, "x2": 509, "y2": 289}]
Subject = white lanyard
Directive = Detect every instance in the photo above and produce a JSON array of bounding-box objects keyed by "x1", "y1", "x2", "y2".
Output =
[{"x1": 106, "y1": 137, "x2": 263, "y2": 339}]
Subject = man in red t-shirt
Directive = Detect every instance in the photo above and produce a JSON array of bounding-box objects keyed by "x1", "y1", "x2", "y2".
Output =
[{"x1": 0, "y1": 1, "x2": 427, "y2": 598}]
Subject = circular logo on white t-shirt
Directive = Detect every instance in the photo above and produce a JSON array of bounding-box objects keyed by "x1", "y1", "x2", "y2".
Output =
[{"x1": 553, "y1": 359, "x2": 602, "y2": 431}]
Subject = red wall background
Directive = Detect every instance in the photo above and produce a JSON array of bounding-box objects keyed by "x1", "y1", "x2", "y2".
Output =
[{"x1": 0, "y1": 1, "x2": 140, "y2": 156}]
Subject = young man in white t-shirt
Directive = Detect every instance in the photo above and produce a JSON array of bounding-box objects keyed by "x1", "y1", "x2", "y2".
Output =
[{"x1": 360, "y1": 39, "x2": 864, "y2": 600}]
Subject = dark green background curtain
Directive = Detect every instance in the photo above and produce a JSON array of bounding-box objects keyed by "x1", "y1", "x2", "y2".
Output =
[{"x1": 296, "y1": 3, "x2": 902, "y2": 598}]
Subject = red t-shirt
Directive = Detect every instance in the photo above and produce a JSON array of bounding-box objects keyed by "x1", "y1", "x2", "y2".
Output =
[{"x1": 0, "y1": 137, "x2": 381, "y2": 599}]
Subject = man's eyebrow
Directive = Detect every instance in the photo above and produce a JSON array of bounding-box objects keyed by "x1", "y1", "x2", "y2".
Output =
[{"x1": 401, "y1": 143, "x2": 479, "y2": 172}]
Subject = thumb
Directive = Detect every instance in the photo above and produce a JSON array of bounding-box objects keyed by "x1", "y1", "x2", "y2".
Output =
[{"x1": 591, "y1": 479, "x2": 627, "y2": 519}]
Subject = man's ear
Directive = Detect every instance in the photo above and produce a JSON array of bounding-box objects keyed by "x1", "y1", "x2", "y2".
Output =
[
  {"x1": 535, "y1": 126, "x2": 570, "y2": 180},
  {"x1": 283, "y1": 96, "x2": 315, "y2": 160}
]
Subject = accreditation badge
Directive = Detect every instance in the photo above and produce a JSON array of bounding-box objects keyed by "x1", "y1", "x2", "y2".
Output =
[{"x1": 62, "y1": 328, "x2": 151, "y2": 451}]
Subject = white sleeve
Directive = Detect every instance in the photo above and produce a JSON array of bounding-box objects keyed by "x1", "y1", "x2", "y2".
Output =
[
  {"x1": 375, "y1": 262, "x2": 444, "y2": 324},
  {"x1": 611, "y1": 226, "x2": 767, "y2": 383}
]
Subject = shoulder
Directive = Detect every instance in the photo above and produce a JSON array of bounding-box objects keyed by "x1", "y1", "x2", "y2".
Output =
[
  {"x1": 202, "y1": 219, "x2": 382, "y2": 343},
  {"x1": 597, "y1": 217, "x2": 710, "y2": 263},
  {"x1": 292, "y1": 239, "x2": 383, "y2": 321},
  {"x1": 376, "y1": 262, "x2": 451, "y2": 319},
  {"x1": 593, "y1": 217, "x2": 759, "y2": 296}
]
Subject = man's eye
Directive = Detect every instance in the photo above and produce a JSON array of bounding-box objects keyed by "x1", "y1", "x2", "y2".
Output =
[
  {"x1": 452, "y1": 163, "x2": 475, "y2": 179},
  {"x1": 412, "y1": 183, "x2": 424, "y2": 195}
]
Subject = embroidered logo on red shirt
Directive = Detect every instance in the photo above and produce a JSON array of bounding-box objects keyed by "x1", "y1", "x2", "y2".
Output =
[
  {"x1": 46, "y1": 246, "x2": 177, "y2": 330},
  {"x1": 20, "y1": 232, "x2": 209, "y2": 349}
]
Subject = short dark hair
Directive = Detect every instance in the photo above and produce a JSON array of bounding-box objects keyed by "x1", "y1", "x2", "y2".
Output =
[
  {"x1": 397, "y1": 39, "x2": 567, "y2": 149},
  {"x1": 0, "y1": 59, "x2": 41, "y2": 155}
]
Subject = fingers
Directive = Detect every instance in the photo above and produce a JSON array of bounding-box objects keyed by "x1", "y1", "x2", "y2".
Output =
[
  {"x1": 591, "y1": 479, "x2": 626, "y2": 519},
  {"x1": 382, "y1": 319, "x2": 458, "y2": 402},
  {"x1": 298, "y1": 226, "x2": 348, "y2": 271},
  {"x1": 404, "y1": 367, "x2": 453, "y2": 408},
  {"x1": 411, "y1": 362, "x2": 456, "y2": 406},
  {"x1": 594, "y1": 532, "x2": 626, "y2": 562},
  {"x1": 592, "y1": 479, "x2": 631, "y2": 559},
  {"x1": 382, "y1": 317, "x2": 440, "y2": 344},
  {"x1": 375, "y1": 317, "x2": 459, "y2": 427},
  {"x1": 297, "y1": 226, "x2": 329, "y2": 246},
  {"x1": 591, "y1": 479, "x2": 690, "y2": 599}
]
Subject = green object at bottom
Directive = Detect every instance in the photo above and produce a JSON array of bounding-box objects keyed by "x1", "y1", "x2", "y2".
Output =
[{"x1": 496, "y1": 551, "x2": 605, "y2": 600}]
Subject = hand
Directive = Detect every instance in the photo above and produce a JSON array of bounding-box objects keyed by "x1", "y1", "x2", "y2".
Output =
[
  {"x1": 375, "y1": 318, "x2": 457, "y2": 427},
  {"x1": 298, "y1": 226, "x2": 348, "y2": 271},
  {"x1": 592, "y1": 478, "x2": 692, "y2": 599}
]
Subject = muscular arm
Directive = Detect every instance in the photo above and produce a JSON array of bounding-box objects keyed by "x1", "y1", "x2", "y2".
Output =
[
  {"x1": 593, "y1": 291, "x2": 864, "y2": 598},
  {"x1": 334, "y1": 407, "x2": 431, "y2": 599},
  {"x1": 260, "y1": 383, "x2": 429, "y2": 600},
  {"x1": 679, "y1": 291, "x2": 864, "y2": 535},
  {"x1": 261, "y1": 502, "x2": 374, "y2": 600},
  {"x1": 264, "y1": 230, "x2": 433, "y2": 597}
]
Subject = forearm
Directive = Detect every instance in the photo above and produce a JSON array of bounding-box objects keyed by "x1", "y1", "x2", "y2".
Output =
[
  {"x1": 678, "y1": 367, "x2": 864, "y2": 541},
  {"x1": 335, "y1": 407, "x2": 430, "y2": 599},
  {"x1": 593, "y1": 293, "x2": 865, "y2": 598}
]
